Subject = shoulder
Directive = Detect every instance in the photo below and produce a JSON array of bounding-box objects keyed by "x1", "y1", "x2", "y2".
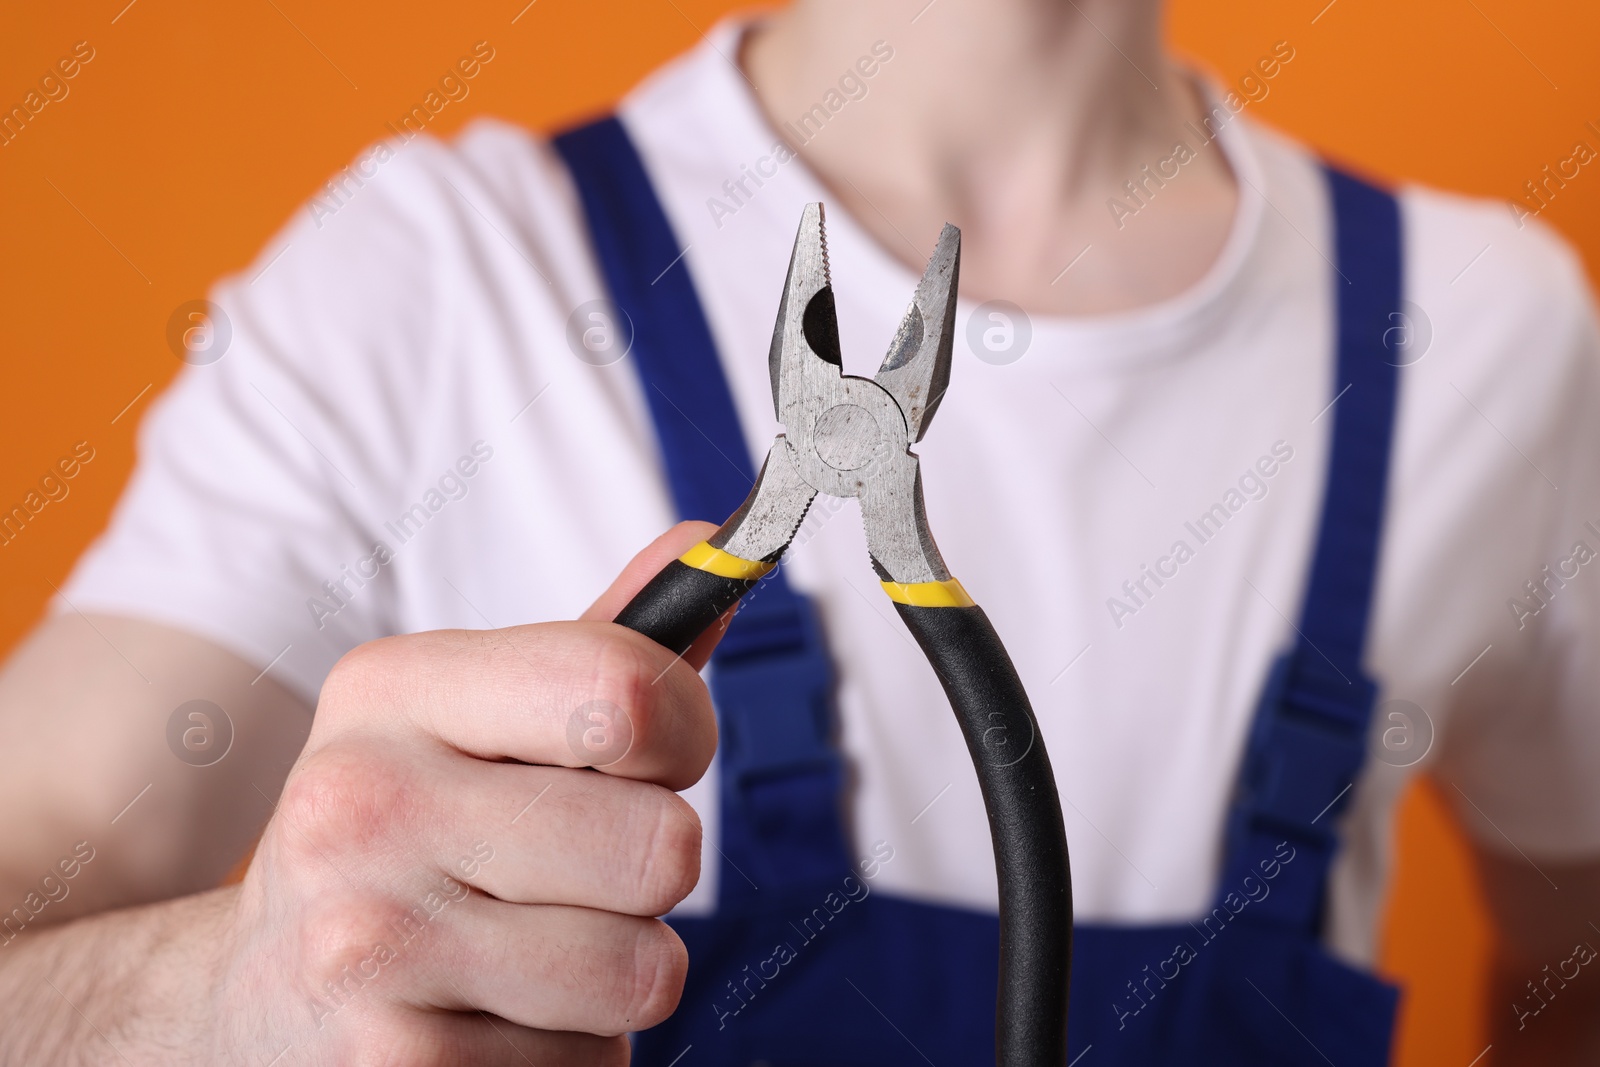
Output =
[
  {"x1": 1395, "y1": 182, "x2": 1599, "y2": 450},
  {"x1": 1243, "y1": 114, "x2": 1599, "y2": 446},
  {"x1": 204, "y1": 116, "x2": 598, "y2": 404},
  {"x1": 159, "y1": 116, "x2": 610, "y2": 505},
  {"x1": 1401, "y1": 182, "x2": 1596, "y2": 357},
  {"x1": 1239, "y1": 116, "x2": 1596, "y2": 358},
  {"x1": 269, "y1": 117, "x2": 589, "y2": 287}
]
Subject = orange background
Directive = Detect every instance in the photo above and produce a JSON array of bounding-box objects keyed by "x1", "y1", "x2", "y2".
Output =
[{"x1": 2, "y1": 1, "x2": 1597, "y2": 1062}]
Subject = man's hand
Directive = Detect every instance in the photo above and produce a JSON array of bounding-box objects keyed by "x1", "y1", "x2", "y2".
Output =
[
  {"x1": 0, "y1": 521, "x2": 722, "y2": 1065},
  {"x1": 1476, "y1": 844, "x2": 1600, "y2": 1066}
]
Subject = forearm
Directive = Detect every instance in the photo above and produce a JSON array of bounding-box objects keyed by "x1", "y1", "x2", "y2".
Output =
[
  {"x1": 0, "y1": 888, "x2": 232, "y2": 1066},
  {"x1": 0, "y1": 613, "x2": 311, "y2": 920},
  {"x1": 1472, "y1": 840, "x2": 1600, "y2": 1066},
  {"x1": 1488, "y1": 952, "x2": 1600, "y2": 1065}
]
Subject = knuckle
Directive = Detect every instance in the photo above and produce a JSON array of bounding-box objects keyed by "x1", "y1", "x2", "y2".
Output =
[
  {"x1": 585, "y1": 628, "x2": 665, "y2": 735},
  {"x1": 621, "y1": 920, "x2": 688, "y2": 1031},
  {"x1": 344, "y1": 1045, "x2": 404, "y2": 1067},
  {"x1": 319, "y1": 636, "x2": 402, "y2": 717},
  {"x1": 297, "y1": 895, "x2": 412, "y2": 996},
  {"x1": 631, "y1": 789, "x2": 701, "y2": 915},
  {"x1": 592, "y1": 1036, "x2": 633, "y2": 1067},
  {"x1": 277, "y1": 743, "x2": 416, "y2": 857},
  {"x1": 341, "y1": 1030, "x2": 443, "y2": 1067},
  {"x1": 594, "y1": 1035, "x2": 633, "y2": 1067}
]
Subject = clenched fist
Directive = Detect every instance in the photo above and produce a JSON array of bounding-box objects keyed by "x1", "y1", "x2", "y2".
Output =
[{"x1": 203, "y1": 521, "x2": 723, "y2": 1064}]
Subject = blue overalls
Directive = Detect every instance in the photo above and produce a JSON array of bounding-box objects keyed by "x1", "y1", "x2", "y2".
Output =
[{"x1": 555, "y1": 116, "x2": 1403, "y2": 1066}]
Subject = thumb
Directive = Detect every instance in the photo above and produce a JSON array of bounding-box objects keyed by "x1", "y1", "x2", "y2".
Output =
[{"x1": 582, "y1": 521, "x2": 736, "y2": 671}]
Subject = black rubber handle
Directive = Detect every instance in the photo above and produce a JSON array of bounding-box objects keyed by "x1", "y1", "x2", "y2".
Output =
[
  {"x1": 615, "y1": 562, "x2": 1071, "y2": 1062},
  {"x1": 894, "y1": 602, "x2": 1072, "y2": 1067},
  {"x1": 613, "y1": 558, "x2": 760, "y2": 656}
]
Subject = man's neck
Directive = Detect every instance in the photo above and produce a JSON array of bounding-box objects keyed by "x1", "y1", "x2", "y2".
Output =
[{"x1": 744, "y1": 0, "x2": 1239, "y2": 316}]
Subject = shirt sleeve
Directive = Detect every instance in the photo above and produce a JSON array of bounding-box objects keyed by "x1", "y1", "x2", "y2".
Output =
[
  {"x1": 57, "y1": 134, "x2": 457, "y2": 703},
  {"x1": 1431, "y1": 220, "x2": 1600, "y2": 862}
]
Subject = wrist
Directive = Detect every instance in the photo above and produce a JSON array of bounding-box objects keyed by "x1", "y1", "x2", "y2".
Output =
[{"x1": 0, "y1": 887, "x2": 236, "y2": 1066}]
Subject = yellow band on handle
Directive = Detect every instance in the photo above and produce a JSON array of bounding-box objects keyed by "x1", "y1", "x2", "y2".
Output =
[
  {"x1": 678, "y1": 541, "x2": 774, "y2": 581},
  {"x1": 880, "y1": 578, "x2": 976, "y2": 608}
]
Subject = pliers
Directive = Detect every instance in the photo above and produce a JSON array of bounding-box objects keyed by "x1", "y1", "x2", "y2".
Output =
[{"x1": 614, "y1": 204, "x2": 1072, "y2": 1065}]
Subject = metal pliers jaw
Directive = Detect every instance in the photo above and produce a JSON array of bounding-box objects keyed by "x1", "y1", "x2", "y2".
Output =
[
  {"x1": 711, "y1": 203, "x2": 961, "y2": 591},
  {"x1": 612, "y1": 205, "x2": 1072, "y2": 1067}
]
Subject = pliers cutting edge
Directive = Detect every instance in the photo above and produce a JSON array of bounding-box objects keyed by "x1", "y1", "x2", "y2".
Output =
[{"x1": 614, "y1": 204, "x2": 1072, "y2": 1064}]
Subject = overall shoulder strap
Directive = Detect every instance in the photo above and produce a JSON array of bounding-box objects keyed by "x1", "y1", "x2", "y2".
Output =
[
  {"x1": 553, "y1": 116, "x2": 851, "y2": 906},
  {"x1": 1302, "y1": 169, "x2": 1405, "y2": 670},
  {"x1": 1220, "y1": 166, "x2": 1403, "y2": 933},
  {"x1": 551, "y1": 115, "x2": 755, "y2": 523}
]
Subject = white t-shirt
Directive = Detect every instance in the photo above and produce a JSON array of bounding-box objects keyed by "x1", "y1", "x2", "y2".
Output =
[{"x1": 61, "y1": 18, "x2": 1600, "y2": 966}]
